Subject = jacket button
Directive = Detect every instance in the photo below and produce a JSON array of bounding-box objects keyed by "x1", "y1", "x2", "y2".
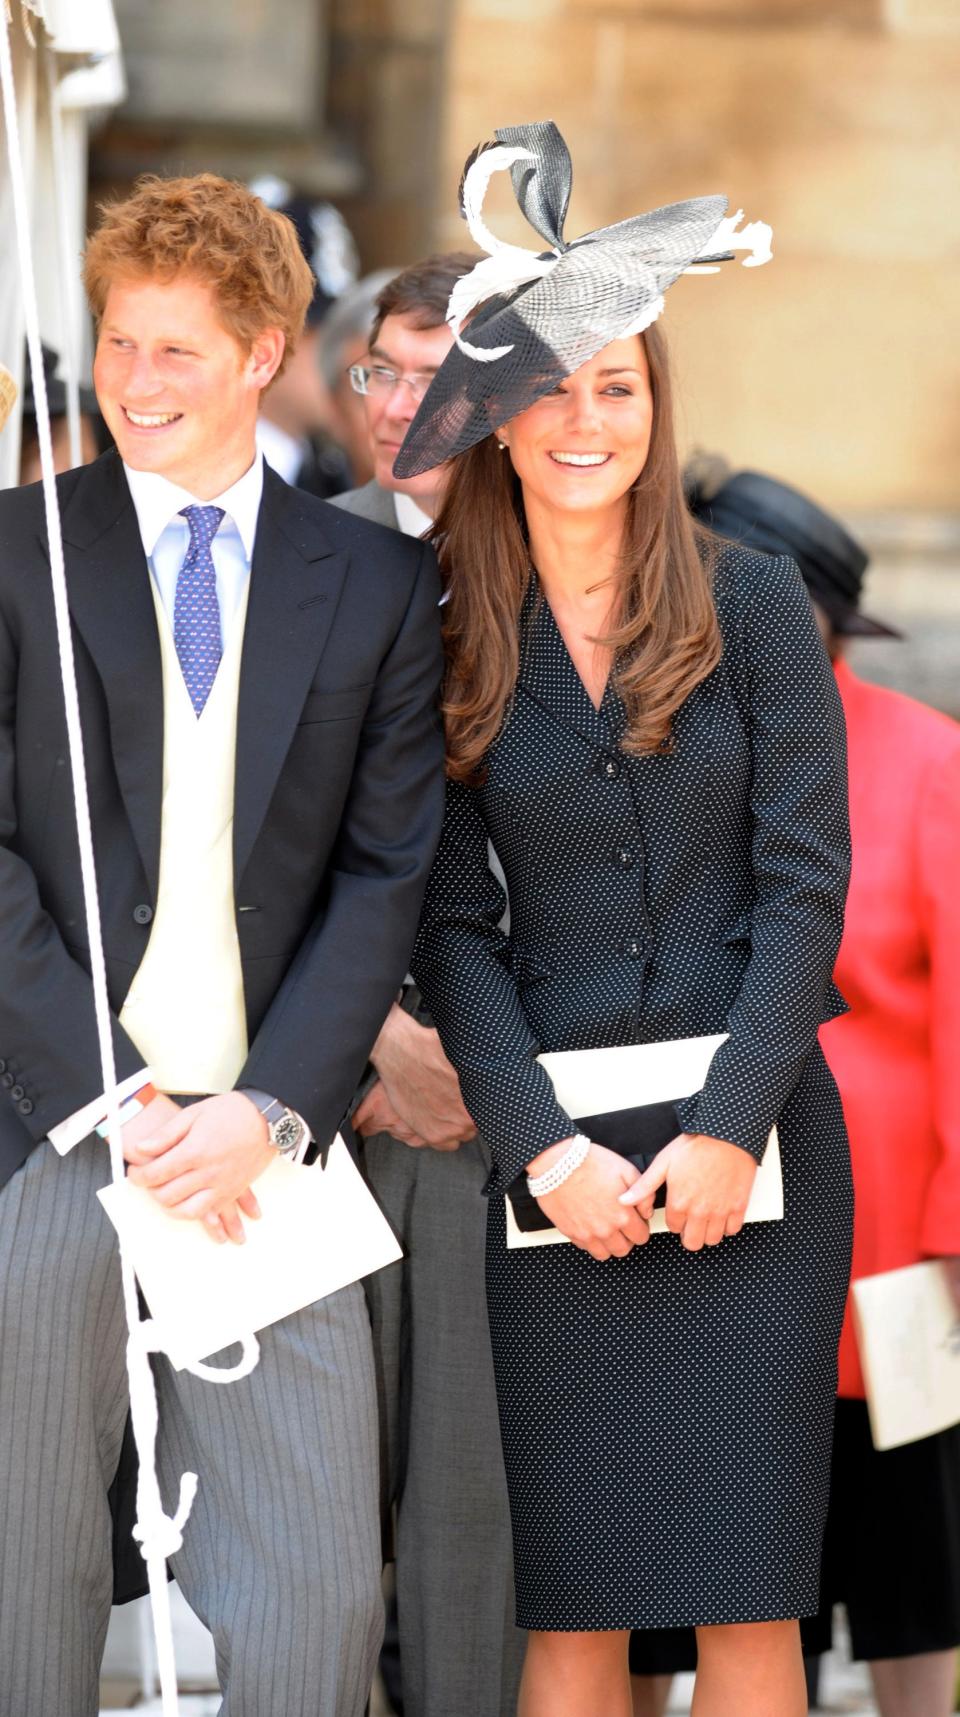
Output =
[
  {"x1": 623, "y1": 939, "x2": 643, "y2": 959},
  {"x1": 133, "y1": 903, "x2": 154, "y2": 926},
  {"x1": 11, "y1": 1084, "x2": 24, "y2": 1101},
  {"x1": 615, "y1": 848, "x2": 635, "y2": 869},
  {"x1": 17, "y1": 1098, "x2": 33, "y2": 1117},
  {"x1": 1, "y1": 1072, "x2": 12, "y2": 1089},
  {"x1": 597, "y1": 753, "x2": 620, "y2": 779}
]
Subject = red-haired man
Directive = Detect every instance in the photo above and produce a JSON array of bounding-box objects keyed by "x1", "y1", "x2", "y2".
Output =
[{"x1": 0, "y1": 174, "x2": 444, "y2": 1717}]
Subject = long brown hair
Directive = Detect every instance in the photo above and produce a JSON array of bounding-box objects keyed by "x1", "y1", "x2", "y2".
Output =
[{"x1": 432, "y1": 322, "x2": 722, "y2": 781}]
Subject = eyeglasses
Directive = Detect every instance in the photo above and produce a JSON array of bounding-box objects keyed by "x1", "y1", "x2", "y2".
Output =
[{"x1": 348, "y1": 364, "x2": 434, "y2": 403}]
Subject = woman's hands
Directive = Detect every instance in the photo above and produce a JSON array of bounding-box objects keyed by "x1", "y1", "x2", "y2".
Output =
[
  {"x1": 618, "y1": 1132, "x2": 757, "y2": 1252},
  {"x1": 528, "y1": 1139, "x2": 651, "y2": 1261}
]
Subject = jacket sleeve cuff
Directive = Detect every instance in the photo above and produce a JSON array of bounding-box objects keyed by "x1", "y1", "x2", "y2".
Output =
[
  {"x1": 457, "y1": 1059, "x2": 575, "y2": 1193},
  {"x1": 675, "y1": 1089, "x2": 772, "y2": 1164}
]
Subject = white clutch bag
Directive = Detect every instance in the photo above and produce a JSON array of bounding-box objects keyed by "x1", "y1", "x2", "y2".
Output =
[{"x1": 505, "y1": 1032, "x2": 782, "y2": 1249}]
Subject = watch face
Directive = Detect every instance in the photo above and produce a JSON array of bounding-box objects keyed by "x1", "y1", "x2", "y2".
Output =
[{"x1": 273, "y1": 1112, "x2": 304, "y2": 1154}]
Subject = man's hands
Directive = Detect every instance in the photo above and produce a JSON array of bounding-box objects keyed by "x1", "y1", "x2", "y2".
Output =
[
  {"x1": 528, "y1": 1139, "x2": 651, "y2": 1261},
  {"x1": 353, "y1": 1003, "x2": 476, "y2": 1152},
  {"x1": 618, "y1": 1132, "x2": 757, "y2": 1252},
  {"x1": 123, "y1": 1091, "x2": 272, "y2": 1245}
]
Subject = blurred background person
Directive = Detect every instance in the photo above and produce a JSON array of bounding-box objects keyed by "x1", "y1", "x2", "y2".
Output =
[
  {"x1": 17, "y1": 341, "x2": 107, "y2": 485},
  {"x1": 316, "y1": 269, "x2": 399, "y2": 489},
  {"x1": 628, "y1": 469, "x2": 960, "y2": 1717},
  {"x1": 250, "y1": 181, "x2": 358, "y2": 497},
  {"x1": 333, "y1": 252, "x2": 526, "y2": 1717}
]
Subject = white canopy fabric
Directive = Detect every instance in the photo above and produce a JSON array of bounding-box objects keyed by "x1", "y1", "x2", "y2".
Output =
[{"x1": 0, "y1": 0, "x2": 124, "y2": 486}]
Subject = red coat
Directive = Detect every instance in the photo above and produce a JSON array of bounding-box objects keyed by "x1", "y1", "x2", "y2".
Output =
[{"x1": 820, "y1": 660, "x2": 960, "y2": 1397}]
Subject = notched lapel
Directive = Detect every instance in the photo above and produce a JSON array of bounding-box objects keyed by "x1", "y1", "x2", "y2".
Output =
[
  {"x1": 233, "y1": 473, "x2": 349, "y2": 883},
  {"x1": 60, "y1": 454, "x2": 164, "y2": 898}
]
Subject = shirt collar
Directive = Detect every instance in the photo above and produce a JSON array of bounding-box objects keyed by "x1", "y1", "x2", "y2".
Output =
[
  {"x1": 123, "y1": 454, "x2": 265, "y2": 562},
  {"x1": 393, "y1": 491, "x2": 433, "y2": 539}
]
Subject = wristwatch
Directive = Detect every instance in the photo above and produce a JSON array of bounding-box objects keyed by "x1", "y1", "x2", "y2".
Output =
[{"x1": 238, "y1": 1088, "x2": 307, "y2": 1156}]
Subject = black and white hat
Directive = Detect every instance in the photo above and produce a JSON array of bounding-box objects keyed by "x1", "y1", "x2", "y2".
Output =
[{"x1": 394, "y1": 119, "x2": 771, "y2": 478}]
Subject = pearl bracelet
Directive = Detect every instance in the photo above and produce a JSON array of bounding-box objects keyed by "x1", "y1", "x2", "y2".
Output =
[{"x1": 525, "y1": 1134, "x2": 591, "y2": 1198}]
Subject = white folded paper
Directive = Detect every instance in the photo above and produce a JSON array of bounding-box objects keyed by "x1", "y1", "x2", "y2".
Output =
[
  {"x1": 506, "y1": 1033, "x2": 782, "y2": 1249},
  {"x1": 98, "y1": 1135, "x2": 401, "y2": 1370},
  {"x1": 853, "y1": 1260, "x2": 960, "y2": 1451}
]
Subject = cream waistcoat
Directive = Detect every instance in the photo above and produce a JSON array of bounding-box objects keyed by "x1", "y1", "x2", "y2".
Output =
[{"x1": 119, "y1": 579, "x2": 250, "y2": 1092}]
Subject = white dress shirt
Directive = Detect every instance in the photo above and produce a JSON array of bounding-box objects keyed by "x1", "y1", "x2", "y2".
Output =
[
  {"x1": 393, "y1": 491, "x2": 433, "y2": 539},
  {"x1": 124, "y1": 453, "x2": 263, "y2": 638}
]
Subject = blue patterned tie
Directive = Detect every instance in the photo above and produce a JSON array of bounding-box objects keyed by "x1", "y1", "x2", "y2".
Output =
[{"x1": 174, "y1": 505, "x2": 224, "y2": 716}]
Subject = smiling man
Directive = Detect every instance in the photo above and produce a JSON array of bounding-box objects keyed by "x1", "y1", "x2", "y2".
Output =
[{"x1": 0, "y1": 174, "x2": 444, "y2": 1717}]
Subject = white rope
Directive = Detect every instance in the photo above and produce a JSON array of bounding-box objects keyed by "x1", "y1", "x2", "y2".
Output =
[
  {"x1": 0, "y1": 16, "x2": 194, "y2": 1713},
  {"x1": 42, "y1": 32, "x2": 82, "y2": 467}
]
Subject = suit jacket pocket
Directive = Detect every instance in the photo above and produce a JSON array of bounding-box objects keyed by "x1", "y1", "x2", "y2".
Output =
[
  {"x1": 296, "y1": 684, "x2": 374, "y2": 725},
  {"x1": 723, "y1": 910, "x2": 753, "y2": 948},
  {"x1": 721, "y1": 912, "x2": 848, "y2": 1021},
  {"x1": 507, "y1": 945, "x2": 556, "y2": 988},
  {"x1": 821, "y1": 979, "x2": 849, "y2": 1022}
]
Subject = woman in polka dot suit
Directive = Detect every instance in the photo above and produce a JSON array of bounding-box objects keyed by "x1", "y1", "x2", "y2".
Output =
[{"x1": 399, "y1": 129, "x2": 853, "y2": 1717}]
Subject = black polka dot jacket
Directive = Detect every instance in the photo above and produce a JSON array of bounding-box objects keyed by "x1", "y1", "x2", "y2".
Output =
[{"x1": 410, "y1": 548, "x2": 851, "y2": 1195}]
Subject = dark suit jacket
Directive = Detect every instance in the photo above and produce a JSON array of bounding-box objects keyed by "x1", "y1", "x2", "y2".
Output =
[{"x1": 0, "y1": 449, "x2": 445, "y2": 1191}]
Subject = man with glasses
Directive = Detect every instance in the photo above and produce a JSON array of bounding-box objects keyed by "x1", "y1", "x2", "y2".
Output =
[
  {"x1": 314, "y1": 269, "x2": 398, "y2": 487},
  {"x1": 334, "y1": 254, "x2": 474, "y2": 533},
  {"x1": 331, "y1": 254, "x2": 526, "y2": 1717}
]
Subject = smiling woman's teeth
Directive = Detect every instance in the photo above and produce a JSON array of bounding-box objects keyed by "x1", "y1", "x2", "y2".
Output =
[
  {"x1": 550, "y1": 452, "x2": 610, "y2": 466},
  {"x1": 125, "y1": 409, "x2": 181, "y2": 427}
]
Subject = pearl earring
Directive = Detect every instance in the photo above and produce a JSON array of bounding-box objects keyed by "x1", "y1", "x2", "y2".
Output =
[{"x1": 497, "y1": 441, "x2": 507, "y2": 451}]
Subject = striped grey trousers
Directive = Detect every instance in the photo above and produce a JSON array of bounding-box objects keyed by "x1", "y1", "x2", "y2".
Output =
[{"x1": 0, "y1": 1136, "x2": 383, "y2": 1717}]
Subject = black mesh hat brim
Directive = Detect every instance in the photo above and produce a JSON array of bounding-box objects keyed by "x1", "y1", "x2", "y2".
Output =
[{"x1": 393, "y1": 193, "x2": 729, "y2": 479}]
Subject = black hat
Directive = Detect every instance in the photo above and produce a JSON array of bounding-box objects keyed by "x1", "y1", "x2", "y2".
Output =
[
  {"x1": 22, "y1": 343, "x2": 98, "y2": 422},
  {"x1": 395, "y1": 120, "x2": 771, "y2": 478},
  {"x1": 691, "y1": 468, "x2": 900, "y2": 639}
]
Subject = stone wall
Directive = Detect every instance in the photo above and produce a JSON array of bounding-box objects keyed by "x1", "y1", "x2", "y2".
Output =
[
  {"x1": 326, "y1": 0, "x2": 448, "y2": 271},
  {"x1": 428, "y1": 0, "x2": 960, "y2": 511},
  {"x1": 89, "y1": 1, "x2": 959, "y2": 515}
]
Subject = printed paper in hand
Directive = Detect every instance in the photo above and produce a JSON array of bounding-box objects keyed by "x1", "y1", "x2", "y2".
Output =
[
  {"x1": 506, "y1": 1034, "x2": 782, "y2": 1249},
  {"x1": 98, "y1": 1136, "x2": 401, "y2": 1370},
  {"x1": 853, "y1": 1261, "x2": 960, "y2": 1450}
]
